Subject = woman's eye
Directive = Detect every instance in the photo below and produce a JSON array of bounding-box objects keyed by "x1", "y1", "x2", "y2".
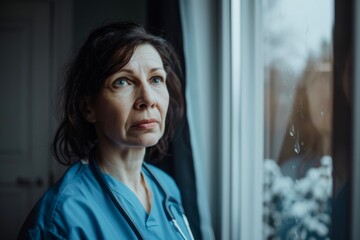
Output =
[
  {"x1": 150, "y1": 77, "x2": 163, "y2": 84},
  {"x1": 112, "y1": 78, "x2": 129, "y2": 87}
]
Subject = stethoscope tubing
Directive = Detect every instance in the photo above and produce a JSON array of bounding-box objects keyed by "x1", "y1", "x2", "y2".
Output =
[
  {"x1": 89, "y1": 150, "x2": 145, "y2": 240},
  {"x1": 142, "y1": 164, "x2": 195, "y2": 240},
  {"x1": 89, "y1": 148, "x2": 194, "y2": 240}
]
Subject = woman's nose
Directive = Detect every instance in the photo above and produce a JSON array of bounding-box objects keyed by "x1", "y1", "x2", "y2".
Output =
[{"x1": 134, "y1": 84, "x2": 157, "y2": 110}]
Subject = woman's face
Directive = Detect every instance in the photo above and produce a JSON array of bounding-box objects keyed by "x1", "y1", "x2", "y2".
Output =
[{"x1": 85, "y1": 44, "x2": 169, "y2": 149}]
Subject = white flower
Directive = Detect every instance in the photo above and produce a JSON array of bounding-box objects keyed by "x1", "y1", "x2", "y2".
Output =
[
  {"x1": 272, "y1": 176, "x2": 294, "y2": 196},
  {"x1": 321, "y1": 156, "x2": 332, "y2": 167},
  {"x1": 303, "y1": 216, "x2": 329, "y2": 236},
  {"x1": 263, "y1": 156, "x2": 333, "y2": 238},
  {"x1": 290, "y1": 200, "x2": 316, "y2": 218}
]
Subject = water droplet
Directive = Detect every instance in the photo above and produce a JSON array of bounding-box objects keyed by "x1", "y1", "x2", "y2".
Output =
[
  {"x1": 289, "y1": 124, "x2": 295, "y2": 137},
  {"x1": 301, "y1": 141, "x2": 304, "y2": 146},
  {"x1": 294, "y1": 141, "x2": 301, "y2": 154},
  {"x1": 321, "y1": 111, "x2": 325, "y2": 116},
  {"x1": 294, "y1": 130, "x2": 301, "y2": 154}
]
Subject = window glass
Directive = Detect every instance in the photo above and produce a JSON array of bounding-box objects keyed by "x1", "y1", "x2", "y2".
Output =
[{"x1": 262, "y1": 0, "x2": 334, "y2": 239}]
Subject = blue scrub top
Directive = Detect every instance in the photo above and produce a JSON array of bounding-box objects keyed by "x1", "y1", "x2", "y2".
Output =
[{"x1": 18, "y1": 161, "x2": 192, "y2": 240}]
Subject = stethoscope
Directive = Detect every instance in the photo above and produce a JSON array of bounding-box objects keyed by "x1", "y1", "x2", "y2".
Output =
[{"x1": 89, "y1": 148, "x2": 195, "y2": 240}]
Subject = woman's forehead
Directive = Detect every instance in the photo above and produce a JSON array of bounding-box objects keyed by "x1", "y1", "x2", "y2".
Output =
[{"x1": 121, "y1": 44, "x2": 164, "y2": 72}]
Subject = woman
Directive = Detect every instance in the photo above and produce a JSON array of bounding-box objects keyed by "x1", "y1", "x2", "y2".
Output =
[{"x1": 18, "y1": 22, "x2": 194, "y2": 240}]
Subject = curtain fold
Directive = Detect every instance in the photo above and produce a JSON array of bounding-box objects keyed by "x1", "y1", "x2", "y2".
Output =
[{"x1": 145, "y1": 0, "x2": 202, "y2": 239}]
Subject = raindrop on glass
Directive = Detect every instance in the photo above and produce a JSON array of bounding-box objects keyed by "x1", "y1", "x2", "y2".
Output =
[
  {"x1": 289, "y1": 124, "x2": 295, "y2": 137},
  {"x1": 294, "y1": 141, "x2": 301, "y2": 154},
  {"x1": 294, "y1": 131, "x2": 301, "y2": 154},
  {"x1": 321, "y1": 111, "x2": 325, "y2": 116}
]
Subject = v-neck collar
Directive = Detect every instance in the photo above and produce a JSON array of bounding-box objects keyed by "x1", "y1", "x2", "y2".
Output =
[{"x1": 101, "y1": 167, "x2": 156, "y2": 225}]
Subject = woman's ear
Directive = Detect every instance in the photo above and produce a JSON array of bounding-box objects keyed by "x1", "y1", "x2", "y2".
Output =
[{"x1": 81, "y1": 97, "x2": 97, "y2": 123}]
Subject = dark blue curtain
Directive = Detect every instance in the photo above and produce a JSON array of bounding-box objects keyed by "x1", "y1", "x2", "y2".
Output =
[{"x1": 145, "y1": 0, "x2": 202, "y2": 239}]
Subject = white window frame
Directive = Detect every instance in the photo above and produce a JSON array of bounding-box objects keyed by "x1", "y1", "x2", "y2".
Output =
[{"x1": 220, "y1": 0, "x2": 264, "y2": 239}]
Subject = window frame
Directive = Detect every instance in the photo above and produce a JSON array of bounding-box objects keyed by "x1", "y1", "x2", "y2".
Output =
[
  {"x1": 352, "y1": 0, "x2": 360, "y2": 238},
  {"x1": 220, "y1": 0, "x2": 264, "y2": 239}
]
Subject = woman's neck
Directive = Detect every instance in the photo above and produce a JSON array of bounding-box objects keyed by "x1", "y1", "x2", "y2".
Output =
[
  {"x1": 96, "y1": 141, "x2": 145, "y2": 189},
  {"x1": 95, "y1": 142, "x2": 151, "y2": 213}
]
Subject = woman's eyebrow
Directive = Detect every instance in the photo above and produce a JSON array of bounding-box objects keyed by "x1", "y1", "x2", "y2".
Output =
[
  {"x1": 119, "y1": 69, "x2": 134, "y2": 74},
  {"x1": 119, "y1": 67, "x2": 165, "y2": 73},
  {"x1": 149, "y1": 67, "x2": 165, "y2": 72}
]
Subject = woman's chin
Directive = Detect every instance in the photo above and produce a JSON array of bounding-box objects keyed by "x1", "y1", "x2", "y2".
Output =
[{"x1": 130, "y1": 136, "x2": 162, "y2": 148}]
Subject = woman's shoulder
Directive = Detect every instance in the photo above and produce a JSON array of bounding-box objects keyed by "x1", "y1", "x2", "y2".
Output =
[
  {"x1": 51, "y1": 160, "x2": 93, "y2": 195},
  {"x1": 19, "y1": 161, "x2": 98, "y2": 237}
]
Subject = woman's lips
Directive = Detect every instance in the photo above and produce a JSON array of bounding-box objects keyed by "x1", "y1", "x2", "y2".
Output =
[{"x1": 131, "y1": 119, "x2": 159, "y2": 129}]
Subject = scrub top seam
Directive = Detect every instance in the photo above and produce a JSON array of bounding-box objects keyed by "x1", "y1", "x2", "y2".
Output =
[
  {"x1": 46, "y1": 189, "x2": 68, "y2": 237},
  {"x1": 47, "y1": 163, "x2": 87, "y2": 232}
]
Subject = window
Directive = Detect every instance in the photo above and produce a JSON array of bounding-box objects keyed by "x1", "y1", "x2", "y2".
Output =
[
  {"x1": 186, "y1": 0, "x2": 359, "y2": 238},
  {"x1": 262, "y1": 1, "x2": 334, "y2": 239},
  {"x1": 219, "y1": 0, "x2": 358, "y2": 239}
]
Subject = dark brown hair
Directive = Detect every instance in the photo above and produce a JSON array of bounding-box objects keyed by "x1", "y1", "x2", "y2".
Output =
[{"x1": 52, "y1": 22, "x2": 184, "y2": 165}]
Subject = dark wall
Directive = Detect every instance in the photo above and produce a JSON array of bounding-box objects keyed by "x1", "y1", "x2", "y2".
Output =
[{"x1": 73, "y1": 0, "x2": 146, "y2": 50}]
